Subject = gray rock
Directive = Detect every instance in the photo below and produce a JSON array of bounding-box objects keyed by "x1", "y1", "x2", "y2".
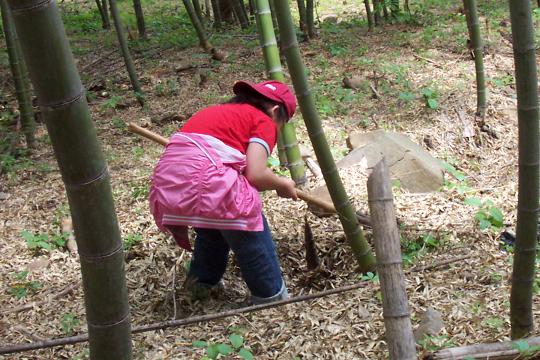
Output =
[
  {"x1": 343, "y1": 130, "x2": 444, "y2": 193},
  {"x1": 413, "y1": 307, "x2": 445, "y2": 342}
]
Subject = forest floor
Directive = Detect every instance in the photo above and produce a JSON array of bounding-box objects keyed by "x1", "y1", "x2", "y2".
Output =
[{"x1": 1, "y1": 0, "x2": 540, "y2": 359}]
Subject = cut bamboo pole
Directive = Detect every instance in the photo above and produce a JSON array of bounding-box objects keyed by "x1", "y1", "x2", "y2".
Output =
[
  {"x1": 424, "y1": 336, "x2": 540, "y2": 359},
  {"x1": 367, "y1": 159, "x2": 415, "y2": 360}
]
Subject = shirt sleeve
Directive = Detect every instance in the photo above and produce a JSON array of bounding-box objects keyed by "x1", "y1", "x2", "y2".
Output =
[{"x1": 249, "y1": 115, "x2": 277, "y2": 156}]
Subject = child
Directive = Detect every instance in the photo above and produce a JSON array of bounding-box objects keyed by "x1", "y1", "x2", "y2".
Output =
[{"x1": 149, "y1": 80, "x2": 298, "y2": 304}]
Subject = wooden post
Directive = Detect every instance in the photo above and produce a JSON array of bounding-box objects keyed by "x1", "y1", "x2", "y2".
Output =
[{"x1": 367, "y1": 159, "x2": 416, "y2": 360}]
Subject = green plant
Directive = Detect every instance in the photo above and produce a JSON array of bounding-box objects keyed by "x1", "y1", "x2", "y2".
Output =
[
  {"x1": 192, "y1": 331, "x2": 254, "y2": 360},
  {"x1": 401, "y1": 233, "x2": 440, "y2": 264},
  {"x1": 60, "y1": 312, "x2": 80, "y2": 336},
  {"x1": 421, "y1": 87, "x2": 439, "y2": 109},
  {"x1": 123, "y1": 233, "x2": 142, "y2": 251},
  {"x1": 131, "y1": 181, "x2": 149, "y2": 199},
  {"x1": 360, "y1": 271, "x2": 379, "y2": 283},
  {"x1": 483, "y1": 317, "x2": 504, "y2": 330},
  {"x1": 111, "y1": 116, "x2": 126, "y2": 130},
  {"x1": 441, "y1": 161, "x2": 472, "y2": 194},
  {"x1": 418, "y1": 334, "x2": 456, "y2": 352},
  {"x1": 132, "y1": 146, "x2": 145, "y2": 160},
  {"x1": 464, "y1": 197, "x2": 504, "y2": 231},
  {"x1": 512, "y1": 339, "x2": 540, "y2": 359},
  {"x1": 267, "y1": 156, "x2": 290, "y2": 177},
  {"x1": 9, "y1": 271, "x2": 42, "y2": 299},
  {"x1": 22, "y1": 230, "x2": 69, "y2": 252},
  {"x1": 100, "y1": 95, "x2": 123, "y2": 110}
]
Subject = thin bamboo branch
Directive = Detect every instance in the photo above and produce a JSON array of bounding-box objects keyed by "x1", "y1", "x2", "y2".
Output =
[{"x1": 2, "y1": 283, "x2": 80, "y2": 315}]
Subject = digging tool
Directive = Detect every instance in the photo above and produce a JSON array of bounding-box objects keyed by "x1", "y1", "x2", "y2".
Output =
[{"x1": 127, "y1": 122, "x2": 372, "y2": 227}]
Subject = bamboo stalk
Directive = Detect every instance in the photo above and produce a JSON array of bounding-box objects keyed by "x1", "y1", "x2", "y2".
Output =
[
  {"x1": 232, "y1": 0, "x2": 249, "y2": 28},
  {"x1": 210, "y1": 0, "x2": 221, "y2": 28},
  {"x1": 7, "y1": 0, "x2": 132, "y2": 358},
  {"x1": 372, "y1": 0, "x2": 382, "y2": 25},
  {"x1": 463, "y1": 0, "x2": 487, "y2": 118},
  {"x1": 306, "y1": 0, "x2": 315, "y2": 38},
  {"x1": 296, "y1": 0, "x2": 307, "y2": 35},
  {"x1": 132, "y1": 0, "x2": 146, "y2": 38},
  {"x1": 364, "y1": 0, "x2": 374, "y2": 29},
  {"x1": 424, "y1": 336, "x2": 540, "y2": 359},
  {"x1": 0, "y1": 282, "x2": 367, "y2": 355},
  {"x1": 367, "y1": 159, "x2": 415, "y2": 360},
  {"x1": 192, "y1": 0, "x2": 204, "y2": 24},
  {"x1": 254, "y1": 0, "x2": 307, "y2": 185},
  {"x1": 182, "y1": 0, "x2": 212, "y2": 51},
  {"x1": 109, "y1": 0, "x2": 145, "y2": 106},
  {"x1": 0, "y1": 0, "x2": 35, "y2": 149},
  {"x1": 272, "y1": 0, "x2": 376, "y2": 272},
  {"x1": 508, "y1": 0, "x2": 539, "y2": 340}
]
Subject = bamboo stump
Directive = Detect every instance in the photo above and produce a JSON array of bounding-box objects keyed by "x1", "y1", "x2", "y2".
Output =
[
  {"x1": 367, "y1": 159, "x2": 416, "y2": 360},
  {"x1": 424, "y1": 336, "x2": 540, "y2": 359}
]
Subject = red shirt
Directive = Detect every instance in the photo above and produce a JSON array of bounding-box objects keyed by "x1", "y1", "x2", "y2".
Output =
[{"x1": 181, "y1": 103, "x2": 278, "y2": 155}]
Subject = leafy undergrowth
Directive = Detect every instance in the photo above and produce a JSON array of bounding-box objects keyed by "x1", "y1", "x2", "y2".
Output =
[{"x1": 1, "y1": 0, "x2": 540, "y2": 359}]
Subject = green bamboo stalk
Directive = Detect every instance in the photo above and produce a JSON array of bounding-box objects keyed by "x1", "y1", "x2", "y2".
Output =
[
  {"x1": 463, "y1": 0, "x2": 487, "y2": 118},
  {"x1": 232, "y1": 0, "x2": 249, "y2": 28},
  {"x1": 382, "y1": 1, "x2": 389, "y2": 20},
  {"x1": 273, "y1": 0, "x2": 375, "y2": 272},
  {"x1": 255, "y1": 0, "x2": 306, "y2": 185},
  {"x1": 0, "y1": 0, "x2": 35, "y2": 149},
  {"x1": 97, "y1": 0, "x2": 110, "y2": 29},
  {"x1": 210, "y1": 0, "x2": 221, "y2": 28},
  {"x1": 268, "y1": 0, "x2": 278, "y2": 31},
  {"x1": 306, "y1": 0, "x2": 314, "y2": 38},
  {"x1": 508, "y1": 0, "x2": 539, "y2": 340},
  {"x1": 7, "y1": 0, "x2": 132, "y2": 358},
  {"x1": 296, "y1": 0, "x2": 307, "y2": 35},
  {"x1": 192, "y1": 0, "x2": 204, "y2": 24},
  {"x1": 132, "y1": 0, "x2": 146, "y2": 38},
  {"x1": 364, "y1": 0, "x2": 374, "y2": 29},
  {"x1": 109, "y1": 0, "x2": 145, "y2": 106},
  {"x1": 390, "y1": 0, "x2": 400, "y2": 17},
  {"x1": 182, "y1": 0, "x2": 212, "y2": 51},
  {"x1": 372, "y1": 0, "x2": 382, "y2": 25}
]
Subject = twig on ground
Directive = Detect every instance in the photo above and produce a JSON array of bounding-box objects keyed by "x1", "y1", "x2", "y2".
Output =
[
  {"x1": 409, "y1": 255, "x2": 473, "y2": 273},
  {"x1": 1, "y1": 283, "x2": 80, "y2": 315}
]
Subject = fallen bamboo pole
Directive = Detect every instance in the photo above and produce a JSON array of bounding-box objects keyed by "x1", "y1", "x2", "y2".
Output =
[
  {"x1": 424, "y1": 336, "x2": 540, "y2": 359},
  {"x1": 367, "y1": 159, "x2": 416, "y2": 360},
  {"x1": 0, "y1": 282, "x2": 367, "y2": 355},
  {"x1": 127, "y1": 122, "x2": 373, "y2": 227}
]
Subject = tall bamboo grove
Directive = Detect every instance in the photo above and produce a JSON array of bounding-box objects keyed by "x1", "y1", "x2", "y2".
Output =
[
  {"x1": 0, "y1": 0, "x2": 35, "y2": 149},
  {"x1": 254, "y1": 0, "x2": 306, "y2": 185},
  {"x1": 7, "y1": 0, "x2": 132, "y2": 358},
  {"x1": 508, "y1": 0, "x2": 539, "y2": 339},
  {"x1": 272, "y1": 0, "x2": 375, "y2": 272},
  {"x1": 463, "y1": 0, "x2": 487, "y2": 118}
]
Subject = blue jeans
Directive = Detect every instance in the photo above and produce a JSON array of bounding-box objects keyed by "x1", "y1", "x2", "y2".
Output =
[{"x1": 187, "y1": 214, "x2": 288, "y2": 303}]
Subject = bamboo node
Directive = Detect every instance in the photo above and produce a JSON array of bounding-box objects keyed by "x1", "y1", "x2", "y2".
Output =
[
  {"x1": 64, "y1": 166, "x2": 109, "y2": 190},
  {"x1": 88, "y1": 312, "x2": 130, "y2": 329},
  {"x1": 79, "y1": 243, "x2": 123, "y2": 262},
  {"x1": 10, "y1": 0, "x2": 52, "y2": 14},
  {"x1": 41, "y1": 87, "x2": 85, "y2": 110}
]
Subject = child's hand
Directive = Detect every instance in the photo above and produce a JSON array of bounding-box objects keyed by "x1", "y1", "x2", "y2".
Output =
[{"x1": 276, "y1": 178, "x2": 298, "y2": 200}]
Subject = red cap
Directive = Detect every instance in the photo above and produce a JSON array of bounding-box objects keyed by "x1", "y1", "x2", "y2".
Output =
[{"x1": 233, "y1": 80, "x2": 297, "y2": 120}]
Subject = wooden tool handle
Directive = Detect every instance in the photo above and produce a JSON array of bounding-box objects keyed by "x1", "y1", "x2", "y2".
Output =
[
  {"x1": 127, "y1": 123, "x2": 340, "y2": 216},
  {"x1": 296, "y1": 189, "x2": 336, "y2": 214},
  {"x1": 128, "y1": 122, "x2": 169, "y2": 146}
]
